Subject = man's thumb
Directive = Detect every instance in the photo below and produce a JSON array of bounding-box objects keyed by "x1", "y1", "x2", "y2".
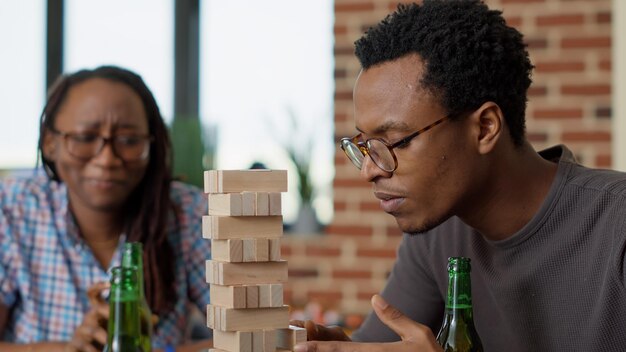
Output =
[{"x1": 371, "y1": 294, "x2": 415, "y2": 340}]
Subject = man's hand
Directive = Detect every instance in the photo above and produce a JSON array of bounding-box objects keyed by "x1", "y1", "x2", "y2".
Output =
[
  {"x1": 293, "y1": 294, "x2": 442, "y2": 352},
  {"x1": 65, "y1": 281, "x2": 110, "y2": 352}
]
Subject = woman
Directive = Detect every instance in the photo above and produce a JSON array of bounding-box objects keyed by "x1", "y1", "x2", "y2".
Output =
[{"x1": 0, "y1": 66, "x2": 212, "y2": 351}]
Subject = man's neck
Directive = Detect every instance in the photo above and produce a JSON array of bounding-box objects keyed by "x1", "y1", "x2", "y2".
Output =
[{"x1": 459, "y1": 142, "x2": 559, "y2": 241}]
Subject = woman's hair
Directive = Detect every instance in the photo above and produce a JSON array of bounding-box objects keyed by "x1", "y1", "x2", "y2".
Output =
[
  {"x1": 38, "y1": 65, "x2": 176, "y2": 314},
  {"x1": 354, "y1": 0, "x2": 534, "y2": 146}
]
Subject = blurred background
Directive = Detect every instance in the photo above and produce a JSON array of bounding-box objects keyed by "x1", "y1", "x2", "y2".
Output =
[{"x1": 0, "y1": 0, "x2": 623, "y2": 332}]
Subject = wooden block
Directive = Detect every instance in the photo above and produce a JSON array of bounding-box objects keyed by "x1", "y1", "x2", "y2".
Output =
[
  {"x1": 268, "y1": 192, "x2": 282, "y2": 216},
  {"x1": 214, "y1": 330, "x2": 252, "y2": 352},
  {"x1": 276, "y1": 325, "x2": 307, "y2": 350},
  {"x1": 204, "y1": 170, "x2": 218, "y2": 194},
  {"x1": 252, "y1": 330, "x2": 276, "y2": 352},
  {"x1": 258, "y1": 284, "x2": 271, "y2": 308},
  {"x1": 255, "y1": 192, "x2": 269, "y2": 216},
  {"x1": 211, "y1": 239, "x2": 243, "y2": 262},
  {"x1": 270, "y1": 284, "x2": 283, "y2": 307},
  {"x1": 243, "y1": 239, "x2": 256, "y2": 262},
  {"x1": 204, "y1": 170, "x2": 288, "y2": 193},
  {"x1": 269, "y1": 238, "x2": 281, "y2": 261},
  {"x1": 246, "y1": 285, "x2": 259, "y2": 308},
  {"x1": 206, "y1": 304, "x2": 289, "y2": 331},
  {"x1": 242, "y1": 192, "x2": 256, "y2": 216},
  {"x1": 209, "y1": 193, "x2": 243, "y2": 216},
  {"x1": 210, "y1": 284, "x2": 247, "y2": 309},
  {"x1": 202, "y1": 216, "x2": 283, "y2": 239},
  {"x1": 206, "y1": 260, "x2": 288, "y2": 285},
  {"x1": 256, "y1": 239, "x2": 269, "y2": 262}
]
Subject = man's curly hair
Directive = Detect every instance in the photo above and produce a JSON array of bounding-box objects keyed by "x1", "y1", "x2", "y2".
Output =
[{"x1": 354, "y1": 0, "x2": 533, "y2": 146}]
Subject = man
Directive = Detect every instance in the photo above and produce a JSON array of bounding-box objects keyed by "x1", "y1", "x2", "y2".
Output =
[{"x1": 293, "y1": 1, "x2": 626, "y2": 351}]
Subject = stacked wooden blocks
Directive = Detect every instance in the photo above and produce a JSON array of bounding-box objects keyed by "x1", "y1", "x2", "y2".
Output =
[{"x1": 204, "y1": 170, "x2": 306, "y2": 352}]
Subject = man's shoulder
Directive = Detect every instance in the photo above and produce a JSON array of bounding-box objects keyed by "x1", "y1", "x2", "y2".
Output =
[{"x1": 567, "y1": 163, "x2": 626, "y2": 198}]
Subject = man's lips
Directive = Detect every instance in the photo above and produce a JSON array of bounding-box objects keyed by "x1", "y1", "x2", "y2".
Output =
[{"x1": 374, "y1": 191, "x2": 405, "y2": 213}]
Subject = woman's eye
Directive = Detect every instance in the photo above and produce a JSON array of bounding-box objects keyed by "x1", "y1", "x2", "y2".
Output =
[
  {"x1": 71, "y1": 134, "x2": 99, "y2": 144},
  {"x1": 116, "y1": 136, "x2": 141, "y2": 146}
]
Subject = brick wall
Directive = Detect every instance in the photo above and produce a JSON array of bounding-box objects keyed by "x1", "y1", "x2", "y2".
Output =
[{"x1": 283, "y1": 0, "x2": 613, "y2": 327}]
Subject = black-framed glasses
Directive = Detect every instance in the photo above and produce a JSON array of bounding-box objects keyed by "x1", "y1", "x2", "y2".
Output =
[
  {"x1": 340, "y1": 115, "x2": 449, "y2": 173},
  {"x1": 50, "y1": 128, "x2": 154, "y2": 162}
]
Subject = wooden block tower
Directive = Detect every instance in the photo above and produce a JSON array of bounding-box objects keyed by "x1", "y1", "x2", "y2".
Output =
[{"x1": 203, "y1": 170, "x2": 306, "y2": 352}]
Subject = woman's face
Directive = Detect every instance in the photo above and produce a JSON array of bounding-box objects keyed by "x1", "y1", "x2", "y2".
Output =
[{"x1": 44, "y1": 77, "x2": 150, "y2": 213}]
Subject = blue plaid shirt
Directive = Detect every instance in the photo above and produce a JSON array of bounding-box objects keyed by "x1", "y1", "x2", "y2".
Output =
[{"x1": 0, "y1": 175, "x2": 211, "y2": 348}]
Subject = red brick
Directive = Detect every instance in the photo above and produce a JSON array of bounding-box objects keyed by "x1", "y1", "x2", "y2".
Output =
[
  {"x1": 596, "y1": 12, "x2": 611, "y2": 24},
  {"x1": 306, "y1": 246, "x2": 341, "y2": 257},
  {"x1": 289, "y1": 269, "x2": 319, "y2": 278},
  {"x1": 598, "y1": 59, "x2": 611, "y2": 71},
  {"x1": 561, "y1": 36, "x2": 611, "y2": 49},
  {"x1": 334, "y1": 201, "x2": 347, "y2": 211},
  {"x1": 561, "y1": 84, "x2": 611, "y2": 96},
  {"x1": 334, "y1": 69, "x2": 347, "y2": 79},
  {"x1": 528, "y1": 86, "x2": 548, "y2": 97},
  {"x1": 357, "y1": 291, "x2": 379, "y2": 301},
  {"x1": 526, "y1": 132, "x2": 548, "y2": 143},
  {"x1": 334, "y1": 91, "x2": 353, "y2": 101},
  {"x1": 356, "y1": 248, "x2": 397, "y2": 258},
  {"x1": 326, "y1": 225, "x2": 373, "y2": 237},
  {"x1": 595, "y1": 154, "x2": 612, "y2": 168},
  {"x1": 334, "y1": 46, "x2": 354, "y2": 56},
  {"x1": 526, "y1": 38, "x2": 549, "y2": 50},
  {"x1": 504, "y1": 16, "x2": 523, "y2": 28},
  {"x1": 501, "y1": 0, "x2": 545, "y2": 3},
  {"x1": 534, "y1": 61, "x2": 585, "y2": 73},
  {"x1": 334, "y1": 25, "x2": 348, "y2": 36},
  {"x1": 561, "y1": 131, "x2": 611, "y2": 142},
  {"x1": 281, "y1": 245, "x2": 292, "y2": 256},
  {"x1": 332, "y1": 270, "x2": 372, "y2": 279},
  {"x1": 333, "y1": 178, "x2": 370, "y2": 188},
  {"x1": 359, "y1": 201, "x2": 380, "y2": 211},
  {"x1": 536, "y1": 14, "x2": 584, "y2": 26},
  {"x1": 595, "y1": 106, "x2": 611, "y2": 118},
  {"x1": 387, "y1": 226, "x2": 403, "y2": 237},
  {"x1": 335, "y1": 2, "x2": 375, "y2": 13},
  {"x1": 534, "y1": 108, "x2": 583, "y2": 119},
  {"x1": 307, "y1": 291, "x2": 343, "y2": 301}
]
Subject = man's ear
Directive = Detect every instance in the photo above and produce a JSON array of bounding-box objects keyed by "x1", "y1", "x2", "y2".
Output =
[{"x1": 468, "y1": 101, "x2": 503, "y2": 155}]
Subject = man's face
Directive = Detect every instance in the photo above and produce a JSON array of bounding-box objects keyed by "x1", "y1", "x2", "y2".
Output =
[
  {"x1": 44, "y1": 78, "x2": 150, "y2": 213},
  {"x1": 352, "y1": 54, "x2": 480, "y2": 234}
]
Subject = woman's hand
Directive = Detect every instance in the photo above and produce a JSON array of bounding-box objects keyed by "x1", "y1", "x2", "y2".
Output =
[{"x1": 65, "y1": 282, "x2": 110, "y2": 352}]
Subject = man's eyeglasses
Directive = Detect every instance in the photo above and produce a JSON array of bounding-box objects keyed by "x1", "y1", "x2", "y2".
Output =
[
  {"x1": 340, "y1": 116, "x2": 448, "y2": 173},
  {"x1": 49, "y1": 129, "x2": 154, "y2": 162}
]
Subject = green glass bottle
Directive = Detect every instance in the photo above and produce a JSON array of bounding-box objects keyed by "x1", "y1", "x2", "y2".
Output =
[
  {"x1": 436, "y1": 257, "x2": 483, "y2": 352},
  {"x1": 122, "y1": 242, "x2": 153, "y2": 352},
  {"x1": 104, "y1": 266, "x2": 143, "y2": 352}
]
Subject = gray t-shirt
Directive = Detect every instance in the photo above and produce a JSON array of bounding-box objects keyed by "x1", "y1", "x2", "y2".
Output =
[{"x1": 352, "y1": 145, "x2": 626, "y2": 351}]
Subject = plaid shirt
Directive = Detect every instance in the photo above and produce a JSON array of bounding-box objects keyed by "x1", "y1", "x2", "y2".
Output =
[{"x1": 0, "y1": 175, "x2": 211, "y2": 348}]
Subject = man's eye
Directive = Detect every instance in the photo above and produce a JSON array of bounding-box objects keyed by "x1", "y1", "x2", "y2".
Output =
[{"x1": 70, "y1": 134, "x2": 99, "y2": 144}]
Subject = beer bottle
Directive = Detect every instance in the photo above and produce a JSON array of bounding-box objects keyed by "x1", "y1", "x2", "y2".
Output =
[
  {"x1": 436, "y1": 257, "x2": 483, "y2": 352},
  {"x1": 104, "y1": 266, "x2": 143, "y2": 352},
  {"x1": 122, "y1": 242, "x2": 153, "y2": 352}
]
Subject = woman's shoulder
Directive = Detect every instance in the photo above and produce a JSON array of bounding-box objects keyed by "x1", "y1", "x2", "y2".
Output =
[
  {"x1": 169, "y1": 181, "x2": 206, "y2": 206},
  {"x1": 0, "y1": 173, "x2": 60, "y2": 206}
]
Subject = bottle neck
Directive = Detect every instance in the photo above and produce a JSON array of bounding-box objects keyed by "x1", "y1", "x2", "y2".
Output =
[
  {"x1": 122, "y1": 244, "x2": 146, "y2": 298},
  {"x1": 445, "y1": 271, "x2": 472, "y2": 309},
  {"x1": 107, "y1": 268, "x2": 141, "y2": 346}
]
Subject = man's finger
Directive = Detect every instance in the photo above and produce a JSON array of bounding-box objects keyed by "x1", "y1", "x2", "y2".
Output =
[
  {"x1": 294, "y1": 340, "x2": 407, "y2": 352},
  {"x1": 371, "y1": 294, "x2": 429, "y2": 341}
]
